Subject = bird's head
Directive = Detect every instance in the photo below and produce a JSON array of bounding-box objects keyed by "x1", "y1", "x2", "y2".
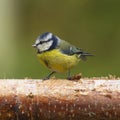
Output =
[{"x1": 32, "y1": 32, "x2": 60, "y2": 53}]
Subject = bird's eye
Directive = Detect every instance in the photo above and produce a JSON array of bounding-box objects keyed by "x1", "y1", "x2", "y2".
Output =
[
  {"x1": 39, "y1": 41, "x2": 45, "y2": 44},
  {"x1": 35, "y1": 41, "x2": 44, "y2": 46},
  {"x1": 39, "y1": 41, "x2": 42, "y2": 44}
]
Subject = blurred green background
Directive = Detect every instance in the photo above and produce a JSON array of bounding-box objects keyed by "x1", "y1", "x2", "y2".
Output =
[{"x1": 0, "y1": 0, "x2": 120, "y2": 79}]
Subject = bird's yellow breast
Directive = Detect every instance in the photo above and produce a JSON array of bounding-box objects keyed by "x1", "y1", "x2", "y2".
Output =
[{"x1": 37, "y1": 49, "x2": 80, "y2": 72}]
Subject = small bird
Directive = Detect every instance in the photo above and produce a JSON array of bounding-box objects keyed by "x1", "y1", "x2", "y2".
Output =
[{"x1": 32, "y1": 32, "x2": 93, "y2": 80}]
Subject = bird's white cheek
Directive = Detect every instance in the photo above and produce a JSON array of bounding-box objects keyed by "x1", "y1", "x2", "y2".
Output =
[
  {"x1": 37, "y1": 44, "x2": 43, "y2": 51},
  {"x1": 37, "y1": 41, "x2": 53, "y2": 52}
]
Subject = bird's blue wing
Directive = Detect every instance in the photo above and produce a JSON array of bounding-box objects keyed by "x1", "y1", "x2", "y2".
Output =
[
  {"x1": 57, "y1": 40, "x2": 93, "y2": 61},
  {"x1": 58, "y1": 40, "x2": 83, "y2": 54}
]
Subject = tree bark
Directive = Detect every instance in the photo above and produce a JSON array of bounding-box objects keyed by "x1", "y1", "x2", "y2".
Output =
[{"x1": 0, "y1": 79, "x2": 120, "y2": 120}]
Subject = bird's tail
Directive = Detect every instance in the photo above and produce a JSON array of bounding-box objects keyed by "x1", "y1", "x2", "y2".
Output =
[{"x1": 78, "y1": 52, "x2": 94, "y2": 61}]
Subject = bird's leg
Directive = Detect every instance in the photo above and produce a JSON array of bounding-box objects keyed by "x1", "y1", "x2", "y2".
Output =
[
  {"x1": 43, "y1": 71, "x2": 56, "y2": 80},
  {"x1": 67, "y1": 70, "x2": 71, "y2": 80}
]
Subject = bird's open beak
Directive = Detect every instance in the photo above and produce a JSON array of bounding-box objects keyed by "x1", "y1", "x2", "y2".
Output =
[{"x1": 32, "y1": 44, "x2": 36, "y2": 48}]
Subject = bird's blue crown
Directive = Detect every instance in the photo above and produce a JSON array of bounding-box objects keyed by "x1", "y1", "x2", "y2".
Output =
[{"x1": 38, "y1": 32, "x2": 59, "y2": 42}]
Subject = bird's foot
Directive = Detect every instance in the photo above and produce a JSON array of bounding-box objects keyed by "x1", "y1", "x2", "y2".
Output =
[
  {"x1": 42, "y1": 77, "x2": 50, "y2": 81},
  {"x1": 42, "y1": 71, "x2": 56, "y2": 81}
]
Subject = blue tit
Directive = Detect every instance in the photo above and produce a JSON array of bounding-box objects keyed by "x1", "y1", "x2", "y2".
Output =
[{"x1": 32, "y1": 32, "x2": 93, "y2": 80}]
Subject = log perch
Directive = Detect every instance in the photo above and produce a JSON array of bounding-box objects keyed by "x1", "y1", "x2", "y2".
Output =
[{"x1": 0, "y1": 79, "x2": 120, "y2": 120}]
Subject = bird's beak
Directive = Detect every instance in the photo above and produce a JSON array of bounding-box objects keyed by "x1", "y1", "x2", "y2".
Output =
[{"x1": 32, "y1": 44, "x2": 36, "y2": 48}]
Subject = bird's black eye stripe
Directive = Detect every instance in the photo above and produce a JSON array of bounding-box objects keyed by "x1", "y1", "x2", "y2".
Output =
[
  {"x1": 39, "y1": 41, "x2": 45, "y2": 44},
  {"x1": 36, "y1": 39, "x2": 52, "y2": 46}
]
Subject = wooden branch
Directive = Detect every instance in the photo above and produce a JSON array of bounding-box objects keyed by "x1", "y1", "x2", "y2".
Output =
[{"x1": 0, "y1": 79, "x2": 120, "y2": 120}]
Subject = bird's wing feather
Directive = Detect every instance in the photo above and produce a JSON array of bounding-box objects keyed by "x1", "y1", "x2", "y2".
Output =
[
  {"x1": 57, "y1": 40, "x2": 93, "y2": 61},
  {"x1": 57, "y1": 40, "x2": 82, "y2": 55}
]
